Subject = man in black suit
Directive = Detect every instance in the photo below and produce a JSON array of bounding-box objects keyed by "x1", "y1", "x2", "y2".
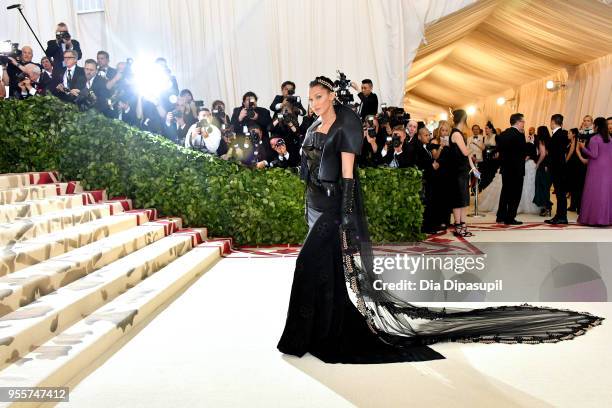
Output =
[
  {"x1": 545, "y1": 114, "x2": 569, "y2": 224},
  {"x1": 496, "y1": 113, "x2": 528, "y2": 225},
  {"x1": 3, "y1": 45, "x2": 39, "y2": 98},
  {"x1": 45, "y1": 23, "x2": 82, "y2": 70},
  {"x1": 380, "y1": 127, "x2": 411, "y2": 168},
  {"x1": 50, "y1": 50, "x2": 87, "y2": 103},
  {"x1": 231, "y1": 91, "x2": 272, "y2": 137},
  {"x1": 351, "y1": 79, "x2": 379, "y2": 121},
  {"x1": 115, "y1": 95, "x2": 139, "y2": 127},
  {"x1": 96, "y1": 51, "x2": 117, "y2": 81},
  {"x1": 269, "y1": 81, "x2": 307, "y2": 116},
  {"x1": 82, "y1": 59, "x2": 111, "y2": 116}
]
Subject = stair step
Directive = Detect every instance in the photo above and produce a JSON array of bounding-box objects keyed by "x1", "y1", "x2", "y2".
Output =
[
  {"x1": 0, "y1": 194, "x2": 95, "y2": 224},
  {"x1": 0, "y1": 182, "x2": 82, "y2": 205},
  {"x1": 0, "y1": 240, "x2": 228, "y2": 398},
  {"x1": 0, "y1": 212, "x2": 155, "y2": 277},
  {"x1": 0, "y1": 219, "x2": 191, "y2": 316},
  {"x1": 0, "y1": 172, "x2": 59, "y2": 190},
  {"x1": 0, "y1": 204, "x2": 128, "y2": 247},
  {"x1": 0, "y1": 229, "x2": 205, "y2": 370}
]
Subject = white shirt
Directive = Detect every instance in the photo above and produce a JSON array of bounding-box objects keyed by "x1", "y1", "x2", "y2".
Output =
[
  {"x1": 86, "y1": 77, "x2": 94, "y2": 89},
  {"x1": 551, "y1": 126, "x2": 561, "y2": 136},
  {"x1": 469, "y1": 134, "x2": 484, "y2": 162},
  {"x1": 63, "y1": 66, "x2": 75, "y2": 88},
  {"x1": 185, "y1": 123, "x2": 221, "y2": 153}
]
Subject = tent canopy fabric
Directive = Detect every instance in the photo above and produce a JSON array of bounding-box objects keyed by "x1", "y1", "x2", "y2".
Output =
[{"x1": 405, "y1": 0, "x2": 612, "y2": 121}]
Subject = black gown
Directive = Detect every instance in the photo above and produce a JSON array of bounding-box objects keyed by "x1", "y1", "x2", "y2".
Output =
[{"x1": 277, "y1": 105, "x2": 603, "y2": 364}]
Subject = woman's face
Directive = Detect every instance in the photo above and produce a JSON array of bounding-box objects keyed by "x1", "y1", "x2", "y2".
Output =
[
  {"x1": 308, "y1": 85, "x2": 335, "y2": 117},
  {"x1": 439, "y1": 125, "x2": 450, "y2": 137},
  {"x1": 582, "y1": 116, "x2": 593, "y2": 128},
  {"x1": 485, "y1": 126, "x2": 492, "y2": 136}
]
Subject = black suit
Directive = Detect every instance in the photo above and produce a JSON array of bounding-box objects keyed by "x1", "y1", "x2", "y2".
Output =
[
  {"x1": 548, "y1": 128, "x2": 569, "y2": 220},
  {"x1": 162, "y1": 122, "x2": 190, "y2": 144},
  {"x1": 83, "y1": 76, "x2": 111, "y2": 116},
  {"x1": 50, "y1": 66, "x2": 87, "y2": 102},
  {"x1": 415, "y1": 143, "x2": 437, "y2": 231},
  {"x1": 45, "y1": 39, "x2": 82, "y2": 70},
  {"x1": 357, "y1": 92, "x2": 378, "y2": 120},
  {"x1": 269, "y1": 95, "x2": 307, "y2": 116},
  {"x1": 116, "y1": 107, "x2": 139, "y2": 127},
  {"x1": 496, "y1": 126, "x2": 528, "y2": 222}
]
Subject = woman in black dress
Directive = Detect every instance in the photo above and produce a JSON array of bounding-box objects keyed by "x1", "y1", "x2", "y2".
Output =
[
  {"x1": 277, "y1": 76, "x2": 602, "y2": 365},
  {"x1": 533, "y1": 126, "x2": 553, "y2": 216},
  {"x1": 567, "y1": 128, "x2": 588, "y2": 214},
  {"x1": 448, "y1": 110, "x2": 479, "y2": 237}
]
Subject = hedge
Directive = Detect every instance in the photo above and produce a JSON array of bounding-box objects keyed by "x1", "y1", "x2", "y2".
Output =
[{"x1": 0, "y1": 96, "x2": 425, "y2": 244}]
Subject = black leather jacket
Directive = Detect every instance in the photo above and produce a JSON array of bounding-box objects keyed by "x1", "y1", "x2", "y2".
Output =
[{"x1": 301, "y1": 104, "x2": 363, "y2": 185}]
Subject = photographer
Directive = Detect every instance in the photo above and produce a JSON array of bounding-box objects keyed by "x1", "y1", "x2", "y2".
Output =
[
  {"x1": 50, "y1": 50, "x2": 86, "y2": 103},
  {"x1": 16, "y1": 64, "x2": 45, "y2": 98},
  {"x1": 136, "y1": 95, "x2": 164, "y2": 135},
  {"x1": 350, "y1": 78, "x2": 378, "y2": 120},
  {"x1": 175, "y1": 89, "x2": 198, "y2": 127},
  {"x1": 269, "y1": 104, "x2": 302, "y2": 157},
  {"x1": 230, "y1": 91, "x2": 272, "y2": 137},
  {"x1": 154, "y1": 57, "x2": 180, "y2": 112},
  {"x1": 359, "y1": 115, "x2": 385, "y2": 167},
  {"x1": 162, "y1": 108, "x2": 190, "y2": 145},
  {"x1": 185, "y1": 108, "x2": 221, "y2": 154},
  {"x1": 115, "y1": 93, "x2": 139, "y2": 127},
  {"x1": 45, "y1": 23, "x2": 82, "y2": 70},
  {"x1": 96, "y1": 51, "x2": 117, "y2": 81},
  {"x1": 39, "y1": 57, "x2": 54, "y2": 90},
  {"x1": 3, "y1": 45, "x2": 39, "y2": 99},
  {"x1": 211, "y1": 100, "x2": 231, "y2": 129},
  {"x1": 256, "y1": 138, "x2": 299, "y2": 169},
  {"x1": 269, "y1": 81, "x2": 306, "y2": 116},
  {"x1": 380, "y1": 126, "x2": 410, "y2": 168},
  {"x1": 80, "y1": 59, "x2": 112, "y2": 115}
]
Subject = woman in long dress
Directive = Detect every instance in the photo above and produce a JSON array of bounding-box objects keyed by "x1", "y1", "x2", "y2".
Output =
[
  {"x1": 533, "y1": 126, "x2": 553, "y2": 216},
  {"x1": 277, "y1": 76, "x2": 602, "y2": 364},
  {"x1": 578, "y1": 117, "x2": 612, "y2": 226}
]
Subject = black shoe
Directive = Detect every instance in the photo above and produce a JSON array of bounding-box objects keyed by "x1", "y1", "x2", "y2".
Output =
[
  {"x1": 495, "y1": 218, "x2": 504, "y2": 223},
  {"x1": 545, "y1": 218, "x2": 568, "y2": 225},
  {"x1": 504, "y1": 219, "x2": 523, "y2": 225}
]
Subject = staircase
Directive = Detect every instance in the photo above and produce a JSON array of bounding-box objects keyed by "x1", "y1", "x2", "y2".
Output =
[{"x1": 0, "y1": 171, "x2": 232, "y2": 407}]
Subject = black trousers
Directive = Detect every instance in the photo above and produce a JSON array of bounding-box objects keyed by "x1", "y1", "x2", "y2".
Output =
[
  {"x1": 551, "y1": 166, "x2": 568, "y2": 219},
  {"x1": 496, "y1": 169, "x2": 523, "y2": 222}
]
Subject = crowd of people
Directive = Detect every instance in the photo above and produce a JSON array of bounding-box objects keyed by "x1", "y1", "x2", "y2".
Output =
[{"x1": 2, "y1": 24, "x2": 611, "y2": 234}]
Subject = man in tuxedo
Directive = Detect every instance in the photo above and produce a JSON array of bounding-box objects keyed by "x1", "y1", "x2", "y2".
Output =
[
  {"x1": 45, "y1": 22, "x2": 82, "y2": 70},
  {"x1": 380, "y1": 127, "x2": 410, "y2": 168},
  {"x1": 269, "y1": 81, "x2": 307, "y2": 116},
  {"x1": 15, "y1": 65, "x2": 45, "y2": 98},
  {"x1": 545, "y1": 114, "x2": 569, "y2": 224},
  {"x1": 39, "y1": 57, "x2": 54, "y2": 91},
  {"x1": 96, "y1": 51, "x2": 117, "y2": 81},
  {"x1": 115, "y1": 95, "x2": 139, "y2": 127},
  {"x1": 3, "y1": 45, "x2": 39, "y2": 98},
  {"x1": 231, "y1": 91, "x2": 272, "y2": 137},
  {"x1": 162, "y1": 110, "x2": 190, "y2": 145},
  {"x1": 496, "y1": 113, "x2": 528, "y2": 225},
  {"x1": 414, "y1": 127, "x2": 440, "y2": 233},
  {"x1": 82, "y1": 59, "x2": 111, "y2": 116},
  {"x1": 51, "y1": 50, "x2": 86, "y2": 103},
  {"x1": 256, "y1": 138, "x2": 300, "y2": 169}
]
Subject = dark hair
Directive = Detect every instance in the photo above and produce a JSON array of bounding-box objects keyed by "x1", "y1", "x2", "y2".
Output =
[
  {"x1": 486, "y1": 121, "x2": 497, "y2": 134},
  {"x1": 551, "y1": 113, "x2": 564, "y2": 126},
  {"x1": 570, "y1": 128, "x2": 579, "y2": 137},
  {"x1": 471, "y1": 124, "x2": 481, "y2": 130},
  {"x1": 607, "y1": 117, "x2": 612, "y2": 121},
  {"x1": 362, "y1": 79, "x2": 373, "y2": 86},
  {"x1": 509, "y1": 113, "x2": 524, "y2": 126},
  {"x1": 200, "y1": 108, "x2": 211, "y2": 114},
  {"x1": 179, "y1": 89, "x2": 194, "y2": 99},
  {"x1": 536, "y1": 125, "x2": 551, "y2": 146},
  {"x1": 97, "y1": 50, "x2": 110, "y2": 59},
  {"x1": 242, "y1": 91, "x2": 258, "y2": 102},
  {"x1": 452, "y1": 109, "x2": 467, "y2": 127},
  {"x1": 309, "y1": 76, "x2": 334, "y2": 92},
  {"x1": 84, "y1": 58, "x2": 97, "y2": 66},
  {"x1": 281, "y1": 81, "x2": 295, "y2": 90},
  {"x1": 594, "y1": 116, "x2": 610, "y2": 143},
  {"x1": 40, "y1": 56, "x2": 50, "y2": 63},
  {"x1": 212, "y1": 100, "x2": 225, "y2": 108}
]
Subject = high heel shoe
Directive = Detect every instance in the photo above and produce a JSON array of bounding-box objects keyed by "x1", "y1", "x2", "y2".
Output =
[
  {"x1": 459, "y1": 222, "x2": 474, "y2": 237},
  {"x1": 540, "y1": 208, "x2": 551, "y2": 217}
]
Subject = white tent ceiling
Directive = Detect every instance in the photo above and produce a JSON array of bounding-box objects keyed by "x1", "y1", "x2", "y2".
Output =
[{"x1": 404, "y1": 0, "x2": 612, "y2": 120}]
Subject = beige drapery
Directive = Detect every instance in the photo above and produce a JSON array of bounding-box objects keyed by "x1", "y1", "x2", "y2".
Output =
[{"x1": 405, "y1": 0, "x2": 612, "y2": 124}]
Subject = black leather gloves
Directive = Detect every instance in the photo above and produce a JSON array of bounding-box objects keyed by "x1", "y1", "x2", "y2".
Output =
[{"x1": 341, "y1": 177, "x2": 359, "y2": 254}]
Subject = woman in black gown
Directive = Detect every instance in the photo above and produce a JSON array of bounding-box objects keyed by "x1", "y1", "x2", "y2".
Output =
[{"x1": 277, "y1": 76, "x2": 603, "y2": 365}]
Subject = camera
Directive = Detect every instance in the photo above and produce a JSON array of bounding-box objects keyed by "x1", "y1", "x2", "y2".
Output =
[
  {"x1": 334, "y1": 70, "x2": 355, "y2": 106},
  {"x1": 389, "y1": 107, "x2": 410, "y2": 128},
  {"x1": 365, "y1": 115, "x2": 376, "y2": 138},
  {"x1": 278, "y1": 109, "x2": 298, "y2": 128},
  {"x1": 75, "y1": 89, "x2": 97, "y2": 112},
  {"x1": 245, "y1": 97, "x2": 257, "y2": 120},
  {"x1": 387, "y1": 132, "x2": 402, "y2": 149},
  {"x1": 55, "y1": 31, "x2": 71, "y2": 42},
  {"x1": 0, "y1": 41, "x2": 22, "y2": 65},
  {"x1": 197, "y1": 117, "x2": 213, "y2": 134}
]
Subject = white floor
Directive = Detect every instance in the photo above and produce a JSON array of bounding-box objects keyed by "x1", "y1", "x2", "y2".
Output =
[{"x1": 63, "y1": 251, "x2": 612, "y2": 408}]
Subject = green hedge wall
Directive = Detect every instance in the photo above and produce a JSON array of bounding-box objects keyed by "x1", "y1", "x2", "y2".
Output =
[{"x1": 0, "y1": 96, "x2": 424, "y2": 244}]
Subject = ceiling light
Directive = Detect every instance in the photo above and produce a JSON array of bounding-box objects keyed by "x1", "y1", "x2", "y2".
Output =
[
  {"x1": 496, "y1": 97, "x2": 506, "y2": 105},
  {"x1": 466, "y1": 105, "x2": 476, "y2": 115}
]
